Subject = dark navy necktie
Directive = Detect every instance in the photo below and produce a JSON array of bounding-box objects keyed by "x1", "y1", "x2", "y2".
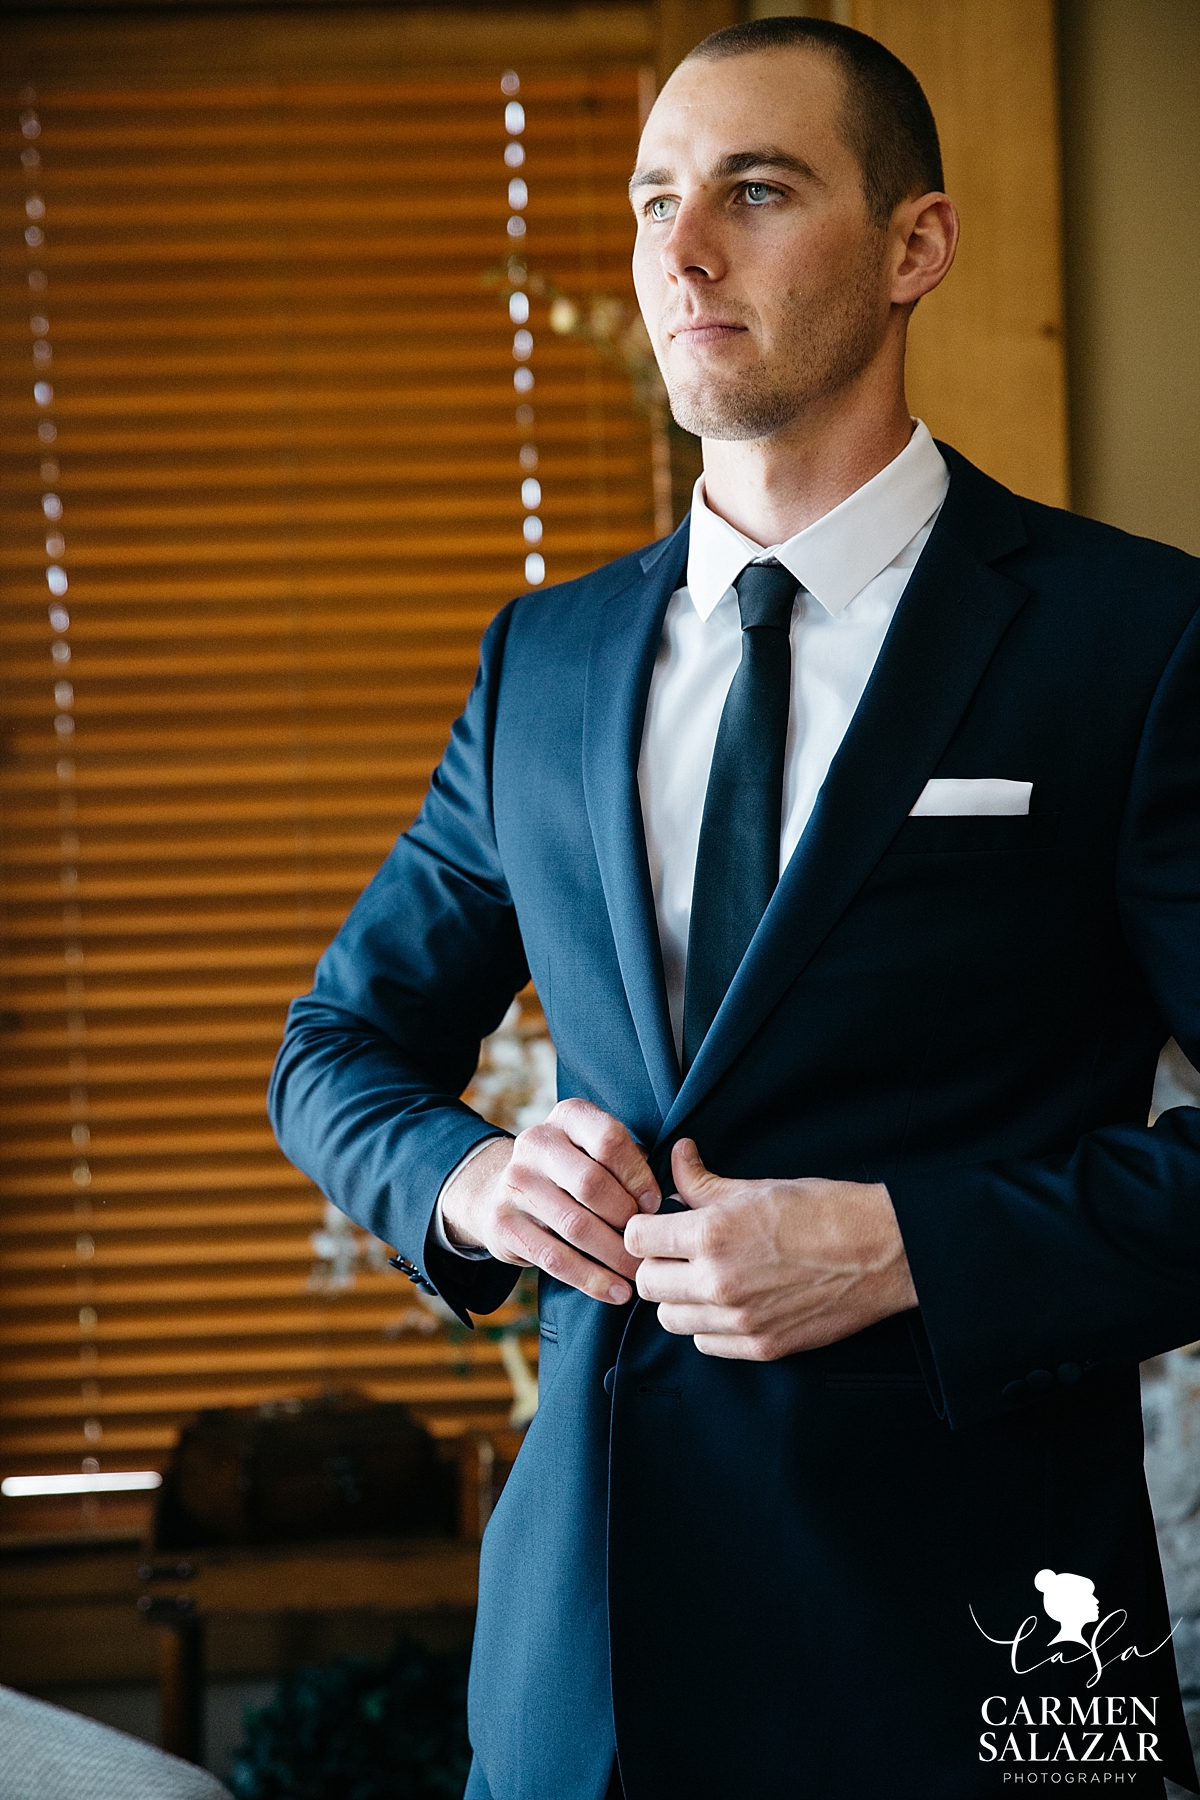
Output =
[{"x1": 681, "y1": 561, "x2": 798, "y2": 1074}]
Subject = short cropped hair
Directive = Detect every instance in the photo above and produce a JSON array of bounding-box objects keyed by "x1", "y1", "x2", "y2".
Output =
[{"x1": 685, "y1": 17, "x2": 944, "y2": 228}]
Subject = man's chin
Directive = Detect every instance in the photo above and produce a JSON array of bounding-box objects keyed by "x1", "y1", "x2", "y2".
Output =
[{"x1": 666, "y1": 383, "x2": 795, "y2": 443}]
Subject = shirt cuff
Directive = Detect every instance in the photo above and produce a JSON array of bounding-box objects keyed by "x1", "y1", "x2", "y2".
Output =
[{"x1": 431, "y1": 1135, "x2": 509, "y2": 1261}]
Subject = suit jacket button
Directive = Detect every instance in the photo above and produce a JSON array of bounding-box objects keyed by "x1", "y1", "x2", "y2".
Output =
[
  {"x1": 1002, "y1": 1379, "x2": 1030, "y2": 1406},
  {"x1": 1056, "y1": 1361, "x2": 1083, "y2": 1385},
  {"x1": 1027, "y1": 1368, "x2": 1054, "y2": 1391},
  {"x1": 603, "y1": 1366, "x2": 617, "y2": 1398}
]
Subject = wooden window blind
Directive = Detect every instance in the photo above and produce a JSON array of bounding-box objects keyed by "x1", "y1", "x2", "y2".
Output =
[{"x1": 0, "y1": 58, "x2": 654, "y2": 1539}]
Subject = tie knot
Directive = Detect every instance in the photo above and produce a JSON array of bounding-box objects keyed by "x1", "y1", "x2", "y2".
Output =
[{"x1": 734, "y1": 561, "x2": 798, "y2": 633}]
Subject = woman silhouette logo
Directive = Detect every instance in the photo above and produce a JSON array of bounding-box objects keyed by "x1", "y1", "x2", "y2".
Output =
[{"x1": 1034, "y1": 1569, "x2": 1101, "y2": 1645}]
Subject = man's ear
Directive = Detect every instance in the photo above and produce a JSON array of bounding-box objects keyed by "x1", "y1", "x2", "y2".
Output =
[{"x1": 891, "y1": 192, "x2": 959, "y2": 309}]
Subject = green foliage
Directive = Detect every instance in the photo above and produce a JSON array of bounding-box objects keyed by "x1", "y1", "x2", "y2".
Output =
[{"x1": 229, "y1": 1633, "x2": 471, "y2": 1800}]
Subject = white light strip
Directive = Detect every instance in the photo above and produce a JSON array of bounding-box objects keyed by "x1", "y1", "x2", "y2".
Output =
[{"x1": 2, "y1": 1471, "x2": 162, "y2": 1497}]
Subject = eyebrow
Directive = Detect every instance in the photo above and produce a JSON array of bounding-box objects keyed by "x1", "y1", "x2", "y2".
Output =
[{"x1": 628, "y1": 148, "x2": 822, "y2": 198}]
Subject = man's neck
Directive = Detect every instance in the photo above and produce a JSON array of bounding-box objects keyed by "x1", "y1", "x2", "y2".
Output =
[{"x1": 699, "y1": 384, "x2": 915, "y2": 546}]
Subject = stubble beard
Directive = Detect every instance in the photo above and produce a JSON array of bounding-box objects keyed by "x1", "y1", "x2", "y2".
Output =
[{"x1": 661, "y1": 239, "x2": 890, "y2": 443}]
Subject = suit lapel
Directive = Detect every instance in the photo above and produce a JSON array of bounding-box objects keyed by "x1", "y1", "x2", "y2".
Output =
[
  {"x1": 657, "y1": 462, "x2": 1030, "y2": 1145},
  {"x1": 583, "y1": 522, "x2": 690, "y2": 1121}
]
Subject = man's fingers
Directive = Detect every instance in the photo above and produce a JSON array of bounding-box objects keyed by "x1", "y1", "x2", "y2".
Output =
[
  {"x1": 624, "y1": 1207, "x2": 705, "y2": 1261},
  {"x1": 657, "y1": 1306, "x2": 793, "y2": 1358},
  {"x1": 512, "y1": 1127, "x2": 642, "y2": 1233},
  {"x1": 655, "y1": 1302, "x2": 747, "y2": 1338},
  {"x1": 495, "y1": 1211, "x2": 633, "y2": 1306},
  {"x1": 669, "y1": 1136, "x2": 731, "y2": 1208},
  {"x1": 499, "y1": 1165, "x2": 641, "y2": 1281},
  {"x1": 692, "y1": 1333, "x2": 776, "y2": 1361},
  {"x1": 466, "y1": 1103, "x2": 668, "y2": 1306},
  {"x1": 548, "y1": 1098, "x2": 661, "y2": 1213},
  {"x1": 634, "y1": 1253, "x2": 716, "y2": 1304}
]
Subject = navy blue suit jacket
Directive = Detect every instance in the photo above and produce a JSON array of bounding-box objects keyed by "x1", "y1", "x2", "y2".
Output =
[{"x1": 270, "y1": 448, "x2": 1200, "y2": 1797}]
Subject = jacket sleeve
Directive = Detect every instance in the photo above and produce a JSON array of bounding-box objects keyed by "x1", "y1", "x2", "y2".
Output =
[
  {"x1": 267, "y1": 601, "x2": 528, "y2": 1321},
  {"x1": 888, "y1": 603, "x2": 1200, "y2": 1429}
]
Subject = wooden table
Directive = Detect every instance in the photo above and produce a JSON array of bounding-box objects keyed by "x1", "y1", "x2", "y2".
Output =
[
  {"x1": 138, "y1": 1538, "x2": 480, "y2": 1759},
  {"x1": 137, "y1": 1430, "x2": 520, "y2": 1761}
]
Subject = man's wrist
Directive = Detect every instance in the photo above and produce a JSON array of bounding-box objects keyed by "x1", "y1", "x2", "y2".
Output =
[
  {"x1": 872, "y1": 1182, "x2": 918, "y2": 1313},
  {"x1": 437, "y1": 1134, "x2": 514, "y2": 1255}
]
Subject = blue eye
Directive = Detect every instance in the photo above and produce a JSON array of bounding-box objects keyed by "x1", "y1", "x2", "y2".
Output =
[
  {"x1": 649, "y1": 196, "x2": 675, "y2": 221},
  {"x1": 744, "y1": 182, "x2": 774, "y2": 204}
]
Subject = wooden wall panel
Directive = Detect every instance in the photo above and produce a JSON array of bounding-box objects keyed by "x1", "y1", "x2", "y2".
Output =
[
  {"x1": 849, "y1": 0, "x2": 1069, "y2": 505},
  {"x1": 654, "y1": 0, "x2": 740, "y2": 84},
  {"x1": 1060, "y1": 0, "x2": 1200, "y2": 555}
]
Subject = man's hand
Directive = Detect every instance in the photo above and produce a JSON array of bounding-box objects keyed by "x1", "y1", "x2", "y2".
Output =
[
  {"x1": 439, "y1": 1099, "x2": 660, "y2": 1305},
  {"x1": 624, "y1": 1138, "x2": 917, "y2": 1359}
]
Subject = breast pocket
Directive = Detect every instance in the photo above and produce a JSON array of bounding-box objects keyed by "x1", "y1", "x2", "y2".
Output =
[{"x1": 886, "y1": 813, "x2": 1059, "y2": 855}]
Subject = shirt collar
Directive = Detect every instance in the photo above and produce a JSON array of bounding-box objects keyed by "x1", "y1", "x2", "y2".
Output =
[{"x1": 684, "y1": 418, "x2": 950, "y2": 621}]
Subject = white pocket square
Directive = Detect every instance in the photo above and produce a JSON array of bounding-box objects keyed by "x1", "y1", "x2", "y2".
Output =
[{"x1": 909, "y1": 778, "x2": 1032, "y2": 817}]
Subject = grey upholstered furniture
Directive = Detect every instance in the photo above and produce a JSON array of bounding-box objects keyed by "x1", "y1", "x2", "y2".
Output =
[{"x1": 0, "y1": 1684, "x2": 232, "y2": 1800}]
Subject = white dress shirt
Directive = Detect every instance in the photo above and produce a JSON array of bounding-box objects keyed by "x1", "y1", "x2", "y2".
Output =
[
  {"x1": 434, "y1": 420, "x2": 949, "y2": 1252},
  {"x1": 640, "y1": 419, "x2": 949, "y2": 1056}
]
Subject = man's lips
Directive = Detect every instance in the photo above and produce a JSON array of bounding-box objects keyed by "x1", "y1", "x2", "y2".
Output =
[{"x1": 666, "y1": 320, "x2": 749, "y2": 347}]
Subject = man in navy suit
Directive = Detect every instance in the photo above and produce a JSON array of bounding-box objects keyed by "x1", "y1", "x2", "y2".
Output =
[{"x1": 270, "y1": 17, "x2": 1200, "y2": 1797}]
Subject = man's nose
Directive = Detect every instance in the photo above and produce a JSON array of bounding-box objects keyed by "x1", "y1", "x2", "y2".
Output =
[{"x1": 659, "y1": 199, "x2": 726, "y2": 285}]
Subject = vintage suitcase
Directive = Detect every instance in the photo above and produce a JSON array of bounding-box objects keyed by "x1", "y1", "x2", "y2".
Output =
[{"x1": 154, "y1": 1391, "x2": 458, "y2": 1548}]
